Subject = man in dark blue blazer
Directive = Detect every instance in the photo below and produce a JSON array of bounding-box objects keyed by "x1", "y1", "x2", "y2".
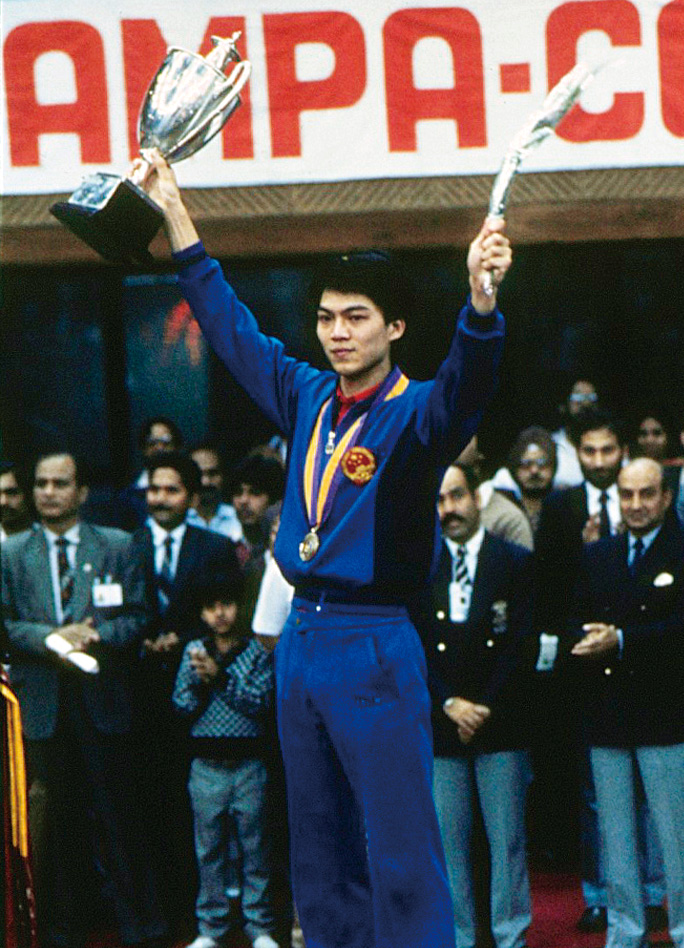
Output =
[
  {"x1": 569, "y1": 458, "x2": 684, "y2": 948},
  {"x1": 422, "y1": 463, "x2": 535, "y2": 948},
  {"x1": 533, "y1": 409, "x2": 665, "y2": 931},
  {"x1": 131, "y1": 450, "x2": 241, "y2": 927}
]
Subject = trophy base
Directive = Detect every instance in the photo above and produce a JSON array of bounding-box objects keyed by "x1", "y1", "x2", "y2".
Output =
[{"x1": 50, "y1": 174, "x2": 165, "y2": 266}]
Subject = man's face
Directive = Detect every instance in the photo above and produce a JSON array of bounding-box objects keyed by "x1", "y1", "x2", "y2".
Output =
[
  {"x1": 33, "y1": 455, "x2": 87, "y2": 529},
  {"x1": 578, "y1": 428, "x2": 623, "y2": 490},
  {"x1": 618, "y1": 460, "x2": 671, "y2": 537},
  {"x1": 192, "y1": 449, "x2": 223, "y2": 504},
  {"x1": 567, "y1": 380, "x2": 598, "y2": 418},
  {"x1": 232, "y1": 483, "x2": 270, "y2": 528},
  {"x1": 438, "y1": 466, "x2": 481, "y2": 543},
  {"x1": 201, "y1": 599, "x2": 238, "y2": 635},
  {"x1": 0, "y1": 470, "x2": 29, "y2": 533},
  {"x1": 637, "y1": 417, "x2": 668, "y2": 461},
  {"x1": 147, "y1": 467, "x2": 194, "y2": 531},
  {"x1": 143, "y1": 422, "x2": 178, "y2": 459},
  {"x1": 514, "y1": 444, "x2": 555, "y2": 498},
  {"x1": 316, "y1": 290, "x2": 404, "y2": 386}
]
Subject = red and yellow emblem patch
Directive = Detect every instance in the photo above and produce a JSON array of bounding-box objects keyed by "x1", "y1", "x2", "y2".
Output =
[{"x1": 341, "y1": 446, "x2": 377, "y2": 485}]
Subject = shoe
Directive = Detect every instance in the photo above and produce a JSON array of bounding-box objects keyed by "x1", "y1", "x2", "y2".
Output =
[
  {"x1": 646, "y1": 905, "x2": 669, "y2": 932},
  {"x1": 252, "y1": 936, "x2": 280, "y2": 948},
  {"x1": 185, "y1": 937, "x2": 223, "y2": 948},
  {"x1": 576, "y1": 906, "x2": 608, "y2": 933}
]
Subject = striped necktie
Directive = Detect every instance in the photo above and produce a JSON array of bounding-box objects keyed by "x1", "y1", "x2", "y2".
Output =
[
  {"x1": 56, "y1": 537, "x2": 75, "y2": 624},
  {"x1": 157, "y1": 535, "x2": 174, "y2": 611},
  {"x1": 454, "y1": 544, "x2": 470, "y2": 588}
]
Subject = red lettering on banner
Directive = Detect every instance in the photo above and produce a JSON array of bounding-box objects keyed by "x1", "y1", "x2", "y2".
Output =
[
  {"x1": 546, "y1": 1, "x2": 644, "y2": 141},
  {"x1": 658, "y1": 0, "x2": 684, "y2": 137},
  {"x1": 4, "y1": 21, "x2": 110, "y2": 167},
  {"x1": 122, "y1": 18, "x2": 253, "y2": 161},
  {"x1": 384, "y1": 8, "x2": 486, "y2": 152},
  {"x1": 263, "y1": 12, "x2": 366, "y2": 158}
]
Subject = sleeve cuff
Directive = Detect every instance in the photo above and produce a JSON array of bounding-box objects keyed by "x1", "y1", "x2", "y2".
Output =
[
  {"x1": 172, "y1": 241, "x2": 207, "y2": 269},
  {"x1": 464, "y1": 296, "x2": 497, "y2": 333}
]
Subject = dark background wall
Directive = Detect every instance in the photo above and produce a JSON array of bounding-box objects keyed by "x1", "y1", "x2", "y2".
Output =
[{"x1": 2, "y1": 236, "x2": 683, "y2": 485}]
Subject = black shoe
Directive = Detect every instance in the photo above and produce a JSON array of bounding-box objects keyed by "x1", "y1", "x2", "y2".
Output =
[
  {"x1": 646, "y1": 905, "x2": 669, "y2": 932},
  {"x1": 576, "y1": 906, "x2": 608, "y2": 933}
]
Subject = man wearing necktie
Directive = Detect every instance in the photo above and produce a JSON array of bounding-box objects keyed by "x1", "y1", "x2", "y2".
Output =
[
  {"x1": 533, "y1": 409, "x2": 665, "y2": 932},
  {"x1": 132, "y1": 450, "x2": 241, "y2": 929},
  {"x1": 1, "y1": 453, "x2": 166, "y2": 948},
  {"x1": 134, "y1": 151, "x2": 512, "y2": 948},
  {"x1": 570, "y1": 458, "x2": 684, "y2": 948},
  {"x1": 424, "y1": 463, "x2": 534, "y2": 948}
]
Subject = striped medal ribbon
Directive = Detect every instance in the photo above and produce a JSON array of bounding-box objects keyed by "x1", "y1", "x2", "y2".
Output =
[{"x1": 300, "y1": 365, "x2": 409, "y2": 561}]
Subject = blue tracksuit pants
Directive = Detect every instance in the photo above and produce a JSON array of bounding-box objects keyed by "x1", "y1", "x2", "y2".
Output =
[{"x1": 275, "y1": 596, "x2": 455, "y2": 948}]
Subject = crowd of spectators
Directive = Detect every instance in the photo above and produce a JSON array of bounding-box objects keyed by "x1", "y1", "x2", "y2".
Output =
[{"x1": 1, "y1": 386, "x2": 683, "y2": 948}]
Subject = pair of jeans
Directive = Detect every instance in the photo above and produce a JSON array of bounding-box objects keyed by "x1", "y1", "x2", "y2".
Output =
[{"x1": 188, "y1": 756, "x2": 274, "y2": 942}]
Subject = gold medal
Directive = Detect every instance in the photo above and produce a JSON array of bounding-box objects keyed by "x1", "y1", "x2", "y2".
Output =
[
  {"x1": 299, "y1": 529, "x2": 320, "y2": 562},
  {"x1": 341, "y1": 446, "x2": 377, "y2": 485}
]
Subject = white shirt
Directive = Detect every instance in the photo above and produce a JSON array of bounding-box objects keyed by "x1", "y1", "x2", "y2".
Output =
[
  {"x1": 444, "y1": 526, "x2": 485, "y2": 618},
  {"x1": 251, "y1": 551, "x2": 295, "y2": 637},
  {"x1": 43, "y1": 524, "x2": 80, "y2": 624},
  {"x1": 187, "y1": 502, "x2": 243, "y2": 543},
  {"x1": 149, "y1": 519, "x2": 187, "y2": 579},
  {"x1": 585, "y1": 482, "x2": 620, "y2": 533}
]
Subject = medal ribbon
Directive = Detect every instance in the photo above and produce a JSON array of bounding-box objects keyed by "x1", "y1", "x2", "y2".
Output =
[{"x1": 303, "y1": 366, "x2": 409, "y2": 531}]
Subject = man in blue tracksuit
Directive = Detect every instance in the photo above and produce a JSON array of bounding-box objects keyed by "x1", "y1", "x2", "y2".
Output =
[{"x1": 136, "y1": 150, "x2": 512, "y2": 948}]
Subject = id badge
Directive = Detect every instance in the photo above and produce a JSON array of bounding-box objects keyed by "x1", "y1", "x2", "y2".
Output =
[
  {"x1": 93, "y1": 580, "x2": 124, "y2": 608},
  {"x1": 449, "y1": 581, "x2": 467, "y2": 622}
]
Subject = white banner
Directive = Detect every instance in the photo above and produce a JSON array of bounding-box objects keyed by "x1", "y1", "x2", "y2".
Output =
[{"x1": 2, "y1": 0, "x2": 683, "y2": 196}]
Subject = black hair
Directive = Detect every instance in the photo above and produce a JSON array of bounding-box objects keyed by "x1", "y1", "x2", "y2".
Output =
[
  {"x1": 196, "y1": 573, "x2": 245, "y2": 611},
  {"x1": 0, "y1": 460, "x2": 31, "y2": 497},
  {"x1": 507, "y1": 426, "x2": 558, "y2": 474},
  {"x1": 574, "y1": 408, "x2": 626, "y2": 447},
  {"x1": 229, "y1": 453, "x2": 285, "y2": 503},
  {"x1": 137, "y1": 416, "x2": 184, "y2": 452},
  {"x1": 146, "y1": 451, "x2": 201, "y2": 496},
  {"x1": 308, "y1": 250, "x2": 412, "y2": 328},
  {"x1": 451, "y1": 462, "x2": 480, "y2": 495}
]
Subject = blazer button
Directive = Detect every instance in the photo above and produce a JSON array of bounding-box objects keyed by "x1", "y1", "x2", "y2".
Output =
[
  {"x1": 486, "y1": 639, "x2": 494, "y2": 648},
  {"x1": 640, "y1": 604, "x2": 646, "y2": 611},
  {"x1": 604, "y1": 667, "x2": 612, "y2": 675},
  {"x1": 436, "y1": 610, "x2": 445, "y2": 620},
  {"x1": 437, "y1": 642, "x2": 447, "y2": 652}
]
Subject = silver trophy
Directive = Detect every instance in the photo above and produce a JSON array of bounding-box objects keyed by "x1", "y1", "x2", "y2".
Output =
[
  {"x1": 51, "y1": 33, "x2": 251, "y2": 265},
  {"x1": 481, "y1": 61, "x2": 600, "y2": 296}
]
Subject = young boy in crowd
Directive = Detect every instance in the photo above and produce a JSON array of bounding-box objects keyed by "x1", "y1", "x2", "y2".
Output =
[{"x1": 172, "y1": 576, "x2": 279, "y2": 948}]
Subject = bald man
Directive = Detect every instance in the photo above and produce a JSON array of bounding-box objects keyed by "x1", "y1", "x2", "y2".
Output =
[{"x1": 570, "y1": 458, "x2": 684, "y2": 948}]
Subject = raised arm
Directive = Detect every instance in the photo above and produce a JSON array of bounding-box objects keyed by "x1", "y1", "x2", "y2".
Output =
[
  {"x1": 130, "y1": 149, "x2": 199, "y2": 252},
  {"x1": 131, "y1": 150, "x2": 325, "y2": 436},
  {"x1": 417, "y1": 217, "x2": 511, "y2": 463}
]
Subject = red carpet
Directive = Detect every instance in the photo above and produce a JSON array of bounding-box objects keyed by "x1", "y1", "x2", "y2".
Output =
[
  {"x1": 85, "y1": 870, "x2": 674, "y2": 948},
  {"x1": 528, "y1": 870, "x2": 673, "y2": 948}
]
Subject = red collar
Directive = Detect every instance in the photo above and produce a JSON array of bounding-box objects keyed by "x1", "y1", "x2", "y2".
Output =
[
  {"x1": 335, "y1": 379, "x2": 383, "y2": 423},
  {"x1": 336, "y1": 379, "x2": 383, "y2": 408}
]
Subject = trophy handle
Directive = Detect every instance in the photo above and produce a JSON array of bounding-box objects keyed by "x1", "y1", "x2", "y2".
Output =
[{"x1": 165, "y1": 60, "x2": 251, "y2": 163}]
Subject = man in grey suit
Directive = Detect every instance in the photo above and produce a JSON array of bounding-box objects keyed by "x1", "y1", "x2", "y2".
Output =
[{"x1": 1, "y1": 452, "x2": 166, "y2": 948}]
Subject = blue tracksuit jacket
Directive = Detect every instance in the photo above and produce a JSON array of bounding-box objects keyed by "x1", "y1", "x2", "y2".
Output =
[{"x1": 176, "y1": 245, "x2": 505, "y2": 602}]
